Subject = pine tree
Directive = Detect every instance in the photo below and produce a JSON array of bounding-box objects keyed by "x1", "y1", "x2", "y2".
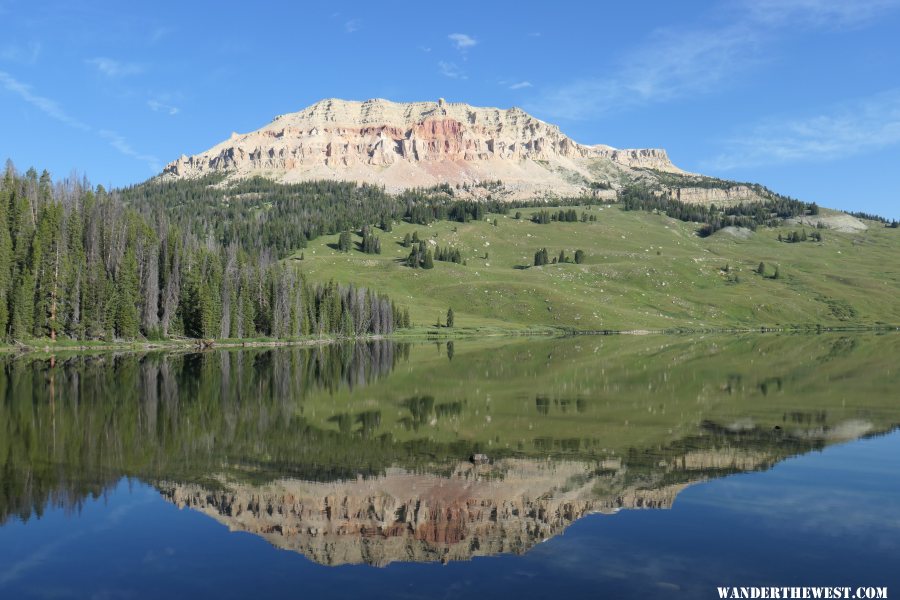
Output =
[
  {"x1": 757, "y1": 262, "x2": 766, "y2": 276},
  {"x1": 574, "y1": 249, "x2": 585, "y2": 264},
  {"x1": 0, "y1": 187, "x2": 12, "y2": 334},
  {"x1": 446, "y1": 307, "x2": 454, "y2": 328},
  {"x1": 115, "y1": 247, "x2": 141, "y2": 339},
  {"x1": 338, "y1": 230, "x2": 352, "y2": 252}
]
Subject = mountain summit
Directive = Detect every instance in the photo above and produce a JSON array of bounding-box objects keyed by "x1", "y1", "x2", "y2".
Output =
[{"x1": 162, "y1": 98, "x2": 684, "y2": 199}]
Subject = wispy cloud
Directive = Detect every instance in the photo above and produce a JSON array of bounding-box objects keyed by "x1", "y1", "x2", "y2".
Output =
[
  {"x1": 99, "y1": 130, "x2": 161, "y2": 172},
  {"x1": 0, "y1": 70, "x2": 90, "y2": 130},
  {"x1": 740, "y1": 0, "x2": 900, "y2": 29},
  {"x1": 509, "y1": 81, "x2": 533, "y2": 90},
  {"x1": 86, "y1": 57, "x2": 143, "y2": 77},
  {"x1": 448, "y1": 33, "x2": 477, "y2": 50},
  {"x1": 149, "y1": 26, "x2": 172, "y2": 44},
  {"x1": 148, "y1": 99, "x2": 179, "y2": 115},
  {"x1": 704, "y1": 89, "x2": 900, "y2": 170},
  {"x1": 0, "y1": 70, "x2": 160, "y2": 171},
  {"x1": 0, "y1": 41, "x2": 41, "y2": 65},
  {"x1": 530, "y1": 0, "x2": 900, "y2": 120},
  {"x1": 438, "y1": 61, "x2": 466, "y2": 79},
  {"x1": 530, "y1": 24, "x2": 759, "y2": 120},
  {"x1": 344, "y1": 19, "x2": 361, "y2": 33}
]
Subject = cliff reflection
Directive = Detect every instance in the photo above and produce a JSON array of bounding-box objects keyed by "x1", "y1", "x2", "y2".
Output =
[{"x1": 1, "y1": 333, "x2": 898, "y2": 566}]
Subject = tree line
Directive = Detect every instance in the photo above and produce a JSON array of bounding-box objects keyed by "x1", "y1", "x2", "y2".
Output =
[
  {"x1": 0, "y1": 162, "x2": 408, "y2": 341},
  {"x1": 533, "y1": 248, "x2": 585, "y2": 266},
  {"x1": 779, "y1": 230, "x2": 822, "y2": 243},
  {"x1": 619, "y1": 184, "x2": 816, "y2": 236}
]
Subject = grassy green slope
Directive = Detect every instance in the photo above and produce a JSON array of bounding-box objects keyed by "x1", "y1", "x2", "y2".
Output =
[{"x1": 292, "y1": 206, "x2": 900, "y2": 331}]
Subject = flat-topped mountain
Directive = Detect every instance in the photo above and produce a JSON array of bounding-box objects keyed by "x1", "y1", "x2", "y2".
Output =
[{"x1": 162, "y1": 98, "x2": 686, "y2": 199}]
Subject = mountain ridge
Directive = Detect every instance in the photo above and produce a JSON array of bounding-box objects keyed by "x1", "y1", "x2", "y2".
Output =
[{"x1": 161, "y1": 98, "x2": 688, "y2": 199}]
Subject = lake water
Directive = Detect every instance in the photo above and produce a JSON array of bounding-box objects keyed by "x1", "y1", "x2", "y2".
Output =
[{"x1": 1, "y1": 334, "x2": 898, "y2": 599}]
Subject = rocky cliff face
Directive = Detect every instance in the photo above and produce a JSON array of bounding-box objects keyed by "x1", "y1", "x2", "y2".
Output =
[
  {"x1": 157, "y1": 458, "x2": 701, "y2": 566},
  {"x1": 666, "y1": 185, "x2": 767, "y2": 205},
  {"x1": 161, "y1": 98, "x2": 684, "y2": 199}
]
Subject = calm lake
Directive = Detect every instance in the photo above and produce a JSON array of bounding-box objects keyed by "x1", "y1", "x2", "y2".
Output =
[{"x1": 1, "y1": 334, "x2": 898, "y2": 599}]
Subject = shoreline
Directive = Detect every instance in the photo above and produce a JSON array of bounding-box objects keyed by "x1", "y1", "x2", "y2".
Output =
[{"x1": 1, "y1": 323, "x2": 897, "y2": 356}]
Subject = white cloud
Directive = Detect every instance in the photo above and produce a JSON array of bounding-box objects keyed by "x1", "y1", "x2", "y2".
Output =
[
  {"x1": 344, "y1": 19, "x2": 361, "y2": 33},
  {"x1": 740, "y1": 0, "x2": 900, "y2": 29},
  {"x1": 704, "y1": 90, "x2": 900, "y2": 169},
  {"x1": 0, "y1": 70, "x2": 160, "y2": 171},
  {"x1": 99, "y1": 130, "x2": 161, "y2": 172},
  {"x1": 149, "y1": 27, "x2": 173, "y2": 44},
  {"x1": 448, "y1": 33, "x2": 477, "y2": 50},
  {"x1": 531, "y1": 25, "x2": 758, "y2": 120},
  {"x1": 0, "y1": 41, "x2": 41, "y2": 65},
  {"x1": 509, "y1": 81, "x2": 533, "y2": 90},
  {"x1": 148, "y1": 99, "x2": 179, "y2": 115},
  {"x1": 529, "y1": 0, "x2": 900, "y2": 121},
  {"x1": 0, "y1": 70, "x2": 90, "y2": 130},
  {"x1": 86, "y1": 57, "x2": 142, "y2": 77},
  {"x1": 438, "y1": 61, "x2": 466, "y2": 79}
]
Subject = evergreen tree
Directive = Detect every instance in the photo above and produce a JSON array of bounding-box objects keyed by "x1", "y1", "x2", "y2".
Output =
[
  {"x1": 574, "y1": 249, "x2": 585, "y2": 264},
  {"x1": 446, "y1": 307, "x2": 454, "y2": 328},
  {"x1": 338, "y1": 230, "x2": 352, "y2": 252},
  {"x1": 0, "y1": 187, "x2": 12, "y2": 334},
  {"x1": 115, "y1": 247, "x2": 141, "y2": 339}
]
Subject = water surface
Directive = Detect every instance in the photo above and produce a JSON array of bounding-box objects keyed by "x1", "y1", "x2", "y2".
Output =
[{"x1": 1, "y1": 334, "x2": 898, "y2": 598}]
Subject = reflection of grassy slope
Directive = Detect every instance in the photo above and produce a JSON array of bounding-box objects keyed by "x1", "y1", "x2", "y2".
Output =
[
  {"x1": 294, "y1": 207, "x2": 900, "y2": 330},
  {"x1": 2, "y1": 334, "x2": 898, "y2": 523},
  {"x1": 303, "y1": 334, "x2": 900, "y2": 458}
]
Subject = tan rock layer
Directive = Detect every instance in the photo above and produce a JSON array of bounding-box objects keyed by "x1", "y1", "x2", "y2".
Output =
[{"x1": 161, "y1": 98, "x2": 683, "y2": 199}]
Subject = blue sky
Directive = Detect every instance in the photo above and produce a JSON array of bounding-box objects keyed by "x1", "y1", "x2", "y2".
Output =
[{"x1": 1, "y1": 0, "x2": 899, "y2": 218}]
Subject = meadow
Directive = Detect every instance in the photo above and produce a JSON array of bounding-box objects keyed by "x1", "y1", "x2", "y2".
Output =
[{"x1": 292, "y1": 205, "x2": 900, "y2": 332}]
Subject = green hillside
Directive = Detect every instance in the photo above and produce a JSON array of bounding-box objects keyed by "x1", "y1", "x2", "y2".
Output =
[{"x1": 291, "y1": 205, "x2": 900, "y2": 332}]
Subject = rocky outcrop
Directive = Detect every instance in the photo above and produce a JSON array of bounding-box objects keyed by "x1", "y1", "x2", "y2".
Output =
[
  {"x1": 786, "y1": 214, "x2": 868, "y2": 233},
  {"x1": 158, "y1": 458, "x2": 692, "y2": 566},
  {"x1": 662, "y1": 185, "x2": 767, "y2": 206},
  {"x1": 161, "y1": 98, "x2": 684, "y2": 199}
]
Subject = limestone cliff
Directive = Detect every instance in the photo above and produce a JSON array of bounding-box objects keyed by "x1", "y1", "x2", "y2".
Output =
[{"x1": 161, "y1": 98, "x2": 684, "y2": 199}]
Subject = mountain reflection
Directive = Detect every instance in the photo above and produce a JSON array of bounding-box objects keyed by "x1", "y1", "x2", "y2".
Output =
[{"x1": 1, "y1": 333, "x2": 898, "y2": 566}]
